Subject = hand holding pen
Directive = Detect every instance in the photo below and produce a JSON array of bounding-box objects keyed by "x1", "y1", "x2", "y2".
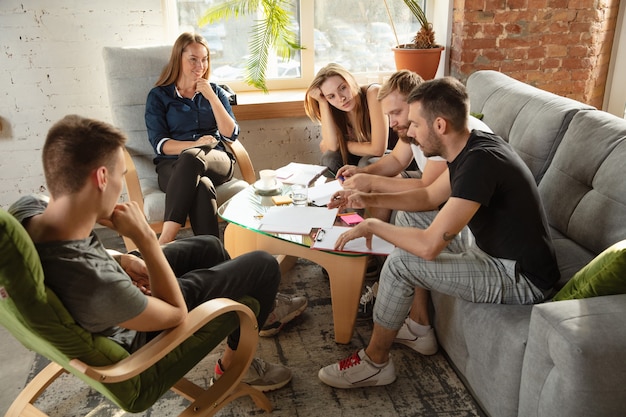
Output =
[
  {"x1": 328, "y1": 189, "x2": 369, "y2": 210},
  {"x1": 336, "y1": 165, "x2": 360, "y2": 182},
  {"x1": 328, "y1": 189, "x2": 353, "y2": 210}
]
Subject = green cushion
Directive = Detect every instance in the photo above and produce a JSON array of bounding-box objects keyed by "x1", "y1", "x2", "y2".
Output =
[
  {"x1": 553, "y1": 240, "x2": 626, "y2": 301},
  {"x1": 0, "y1": 209, "x2": 260, "y2": 412}
]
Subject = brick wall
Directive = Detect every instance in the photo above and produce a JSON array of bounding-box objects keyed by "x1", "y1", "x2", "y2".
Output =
[{"x1": 450, "y1": 0, "x2": 621, "y2": 108}]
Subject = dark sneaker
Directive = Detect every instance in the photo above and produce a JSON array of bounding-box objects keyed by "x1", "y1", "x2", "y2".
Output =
[
  {"x1": 212, "y1": 358, "x2": 292, "y2": 392},
  {"x1": 318, "y1": 349, "x2": 396, "y2": 389},
  {"x1": 357, "y1": 282, "x2": 378, "y2": 321},
  {"x1": 260, "y1": 293, "x2": 308, "y2": 337}
]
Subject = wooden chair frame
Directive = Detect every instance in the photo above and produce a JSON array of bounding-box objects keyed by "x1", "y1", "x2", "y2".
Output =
[
  {"x1": 5, "y1": 298, "x2": 272, "y2": 417},
  {"x1": 121, "y1": 140, "x2": 256, "y2": 252}
]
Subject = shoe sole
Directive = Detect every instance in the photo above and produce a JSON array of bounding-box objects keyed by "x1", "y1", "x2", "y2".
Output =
[
  {"x1": 394, "y1": 339, "x2": 438, "y2": 356},
  {"x1": 210, "y1": 376, "x2": 292, "y2": 392},
  {"x1": 249, "y1": 375, "x2": 293, "y2": 392},
  {"x1": 259, "y1": 300, "x2": 308, "y2": 337},
  {"x1": 318, "y1": 370, "x2": 396, "y2": 389}
]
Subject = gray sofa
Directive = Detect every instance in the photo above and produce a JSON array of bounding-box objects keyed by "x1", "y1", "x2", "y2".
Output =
[{"x1": 431, "y1": 70, "x2": 626, "y2": 417}]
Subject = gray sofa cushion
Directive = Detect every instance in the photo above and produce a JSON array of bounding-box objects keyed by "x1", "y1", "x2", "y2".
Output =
[
  {"x1": 432, "y1": 292, "x2": 533, "y2": 417},
  {"x1": 466, "y1": 70, "x2": 594, "y2": 183},
  {"x1": 539, "y1": 110, "x2": 626, "y2": 283},
  {"x1": 518, "y1": 294, "x2": 626, "y2": 417},
  {"x1": 548, "y1": 228, "x2": 596, "y2": 289}
]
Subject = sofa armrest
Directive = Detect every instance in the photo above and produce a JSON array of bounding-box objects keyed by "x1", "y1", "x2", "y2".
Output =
[{"x1": 519, "y1": 294, "x2": 626, "y2": 417}]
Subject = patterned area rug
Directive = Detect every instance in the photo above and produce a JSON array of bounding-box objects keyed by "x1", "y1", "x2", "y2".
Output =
[{"x1": 25, "y1": 257, "x2": 484, "y2": 417}]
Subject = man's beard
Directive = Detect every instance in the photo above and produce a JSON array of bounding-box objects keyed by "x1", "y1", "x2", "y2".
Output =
[
  {"x1": 395, "y1": 125, "x2": 412, "y2": 144},
  {"x1": 420, "y1": 129, "x2": 444, "y2": 158}
]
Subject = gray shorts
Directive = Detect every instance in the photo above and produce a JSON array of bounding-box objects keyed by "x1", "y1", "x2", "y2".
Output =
[{"x1": 374, "y1": 210, "x2": 546, "y2": 330}]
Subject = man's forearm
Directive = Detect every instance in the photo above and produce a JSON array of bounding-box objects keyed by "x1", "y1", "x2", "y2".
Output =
[
  {"x1": 364, "y1": 188, "x2": 439, "y2": 212},
  {"x1": 364, "y1": 155, "x2": 405, "y2": 177},
  {"x1": 370, "y1": 177, "x2": 426, "y2": 193}
]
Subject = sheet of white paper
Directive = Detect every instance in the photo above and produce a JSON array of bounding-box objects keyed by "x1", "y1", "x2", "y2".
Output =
[
  {"x1": 308, "y1": 180, "x2": 343, "y2": 206},
  {"x1": 259, "y1": 206, "x2": 338, "y2": 235},
  {"x1": 311, "y1": 226, "x2": 395, "y2": 255},
  {"x1": 276, "y1": 162, "x2": 328, "y2": 185}
]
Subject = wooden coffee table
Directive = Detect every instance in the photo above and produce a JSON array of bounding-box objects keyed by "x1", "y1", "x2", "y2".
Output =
[{"x1": 218, "y1": 184, "x2": 367, "y2": 344}]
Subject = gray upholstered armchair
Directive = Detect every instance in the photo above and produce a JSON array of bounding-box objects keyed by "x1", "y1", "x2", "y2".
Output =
[{"x1": 102, "y1": 45, "x2": 255, "y2": 251}]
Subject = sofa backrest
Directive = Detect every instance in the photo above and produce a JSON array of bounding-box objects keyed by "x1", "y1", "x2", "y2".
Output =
[
  {"x1": 467, "y1": 70, "x2": 594, "y2": 183},
  {"x1": 539, "y1": 109, "x2": 626, "y2": 257}
]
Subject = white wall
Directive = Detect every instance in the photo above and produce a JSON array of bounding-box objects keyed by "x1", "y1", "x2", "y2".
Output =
[
  {"x1": 604, "y1": 0, "x2": 626, "y2": 118},
  {"x1": 0, "y1": 0, "x2": 321, "y2": 209}
]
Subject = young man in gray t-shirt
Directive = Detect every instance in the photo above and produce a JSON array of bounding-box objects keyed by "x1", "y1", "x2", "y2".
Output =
[{"x1": 10, "y1": 115, "x2": 292, "y2": 392}]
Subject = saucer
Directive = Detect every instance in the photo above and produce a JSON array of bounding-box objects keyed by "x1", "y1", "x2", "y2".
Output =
[{"x1": 253, "y1": 180, "x2": 282, "y2": 196}]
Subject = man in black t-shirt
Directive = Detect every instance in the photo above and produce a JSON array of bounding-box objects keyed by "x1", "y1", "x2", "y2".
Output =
[{"x1": 318, "y1": 77, "x2": 559, "y2": 389}]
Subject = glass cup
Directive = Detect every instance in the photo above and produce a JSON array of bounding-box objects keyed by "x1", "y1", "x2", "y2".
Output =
[{"x1": 291, "y1": 184, "x2": 308, "y2": 206}]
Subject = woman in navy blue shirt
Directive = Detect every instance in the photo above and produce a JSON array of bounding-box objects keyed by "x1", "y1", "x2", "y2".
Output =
[{"x1": 145, "y1": 32, "x2": 238, "y2": 244}]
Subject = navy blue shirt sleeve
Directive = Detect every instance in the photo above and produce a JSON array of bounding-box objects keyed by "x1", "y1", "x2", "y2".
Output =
[{"x1": 145, "y1": 83, "x2": 239, "y2": 158}]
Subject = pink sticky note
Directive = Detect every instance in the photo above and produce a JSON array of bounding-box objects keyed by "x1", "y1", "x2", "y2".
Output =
[{"x1": 340, "y1": 213, "x2": 364, "y2": 226}]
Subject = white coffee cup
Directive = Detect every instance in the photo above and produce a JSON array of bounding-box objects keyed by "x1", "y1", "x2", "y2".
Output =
[
  {"x1": 291, "y1": 183, "x2": 308, "y2": 206},
  {"x1": 259, "y1": 169, "x2": 277, "y2": 189}
]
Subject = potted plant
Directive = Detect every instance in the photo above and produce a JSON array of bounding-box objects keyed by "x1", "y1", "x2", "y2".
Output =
[
  {"x1": 384, "y1": 0, "x2": 444, "y2": 80},
  {"x1": 198, "y1": 0, "x2": 303, "y2": 92}
]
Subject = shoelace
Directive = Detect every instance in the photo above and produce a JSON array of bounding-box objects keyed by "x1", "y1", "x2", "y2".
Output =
[
  {"x1": 360, "y1": 286, "x2": 374, "y2": 304},
  {"x1": 338, "y1": 351, "x2": 362, "y2": 370},
  {"x1": 275, "y1": 292, "x2": 292, "y2": 305},
  {"x1": 248, "y1": 358, "x2": 266, "y2": 377},
  {"x1": 215, "y1": 358, "x2": 266, "y2": 380}
]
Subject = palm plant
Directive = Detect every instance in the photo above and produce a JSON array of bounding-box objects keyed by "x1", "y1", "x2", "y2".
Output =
[
  {"x1": 384, "y1": 0, "x2": 439, "y2": 49},
  {"x1": 198, "y1": 0, "x2": 302, "y2": 92}
]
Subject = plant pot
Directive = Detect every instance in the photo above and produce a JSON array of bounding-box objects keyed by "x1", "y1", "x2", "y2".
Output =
[{"x1": 392, "y1": 44, "x2": 445, "y2": 80}]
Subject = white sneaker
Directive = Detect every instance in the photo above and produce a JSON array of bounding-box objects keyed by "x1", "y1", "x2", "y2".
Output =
[
  {"x1": 394, "y1": 319, "x2": 438, "y2": 355},
  {"x1": 318, "y1": 349, "x2": 396, "y2": 389},
  {"x1": 357, "y1": 282, "x2": 378, "y2": 321}
]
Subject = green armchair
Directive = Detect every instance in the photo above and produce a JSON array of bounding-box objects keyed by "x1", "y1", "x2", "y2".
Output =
[{"x1": 0, "y1": 209, "x2": 271, "y2": 416}]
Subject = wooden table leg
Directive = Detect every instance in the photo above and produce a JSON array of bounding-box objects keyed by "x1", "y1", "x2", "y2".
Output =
[{"x1": 224, "y1": 223, "x2": 367, "y2": 344}]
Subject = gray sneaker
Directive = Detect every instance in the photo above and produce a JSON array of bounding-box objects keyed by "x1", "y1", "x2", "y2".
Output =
[
  {"x1": 260, "y1": 293, "x2": 308, "y2": 337},
  {"x1": 212, "y1": 357, "x2": 292, "y2": 392}
]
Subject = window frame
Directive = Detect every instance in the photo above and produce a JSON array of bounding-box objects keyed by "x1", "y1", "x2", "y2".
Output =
[{"x1": 167, "y1": 0, "x2": 445, "y2": 92}]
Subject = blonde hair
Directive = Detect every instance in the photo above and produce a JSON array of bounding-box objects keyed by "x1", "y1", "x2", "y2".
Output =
[
  {"x1": 378, "y1": 70, "x2": 424, "y2": 101},
  {"x1": 155, "y1": 32, "x2": 211, "y2": 86},
  {"x1": 304, "y1": 63, "x2": 371, "y2": 164}
]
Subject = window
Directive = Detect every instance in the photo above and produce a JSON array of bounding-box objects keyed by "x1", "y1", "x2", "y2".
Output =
[{"x1": 173, "y1": 0, "x2": 424, "y2": 91}]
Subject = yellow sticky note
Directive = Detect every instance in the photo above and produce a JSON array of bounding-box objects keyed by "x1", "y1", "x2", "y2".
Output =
[{"x1": 271, "y1": 195, "x2": 292, "y2": 206}]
